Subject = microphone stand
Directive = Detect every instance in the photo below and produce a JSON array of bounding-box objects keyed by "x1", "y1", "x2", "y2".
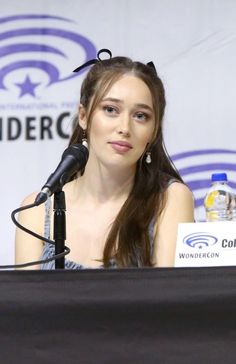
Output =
[{"x1": 53, "y1": 188, "x2": 66, "y2": 269}]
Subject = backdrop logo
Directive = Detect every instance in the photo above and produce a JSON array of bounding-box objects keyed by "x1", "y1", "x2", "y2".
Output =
[
  {"x1": 0, "y1": 14, "x2": 97, "y2": 98},
  {"x1": 171, "y1": 149, "x2": 236, "y2": 220},
  {"x1": 183, "y1": 232, "x2": 218, "y2": 249}
]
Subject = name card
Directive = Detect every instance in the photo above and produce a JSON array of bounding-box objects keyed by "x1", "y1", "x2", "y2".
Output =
[{"x1": 175, "y1": 222, "x2": 236, "y2": 267}]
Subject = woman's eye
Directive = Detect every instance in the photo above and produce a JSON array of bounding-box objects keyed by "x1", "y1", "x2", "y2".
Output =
[
  {"x1": 103, "y1": 105, "x2": 118, "y2": 115},
  {"x1": 135, "y1": 112, "x2": 149, "y2": 121}
]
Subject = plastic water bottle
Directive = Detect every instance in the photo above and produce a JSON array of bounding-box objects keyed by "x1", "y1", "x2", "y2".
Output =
[
  {"x1": 231, "y1": 193, "x2": 236, "y2": 221},
  {"x1": 204, "y1": 173, "x2": 234, "y2": 222}
]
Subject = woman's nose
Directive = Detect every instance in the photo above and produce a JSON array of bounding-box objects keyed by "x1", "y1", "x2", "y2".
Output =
[{"x1": 116, "y1": 114, "x2": 131, "y2": 137}]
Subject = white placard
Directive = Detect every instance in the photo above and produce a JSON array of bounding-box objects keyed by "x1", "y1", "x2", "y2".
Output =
[{"x1": 175, "y1": 222, "x2": 236, "y2": 267}]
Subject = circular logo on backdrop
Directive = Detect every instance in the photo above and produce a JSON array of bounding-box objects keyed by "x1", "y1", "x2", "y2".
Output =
[
  {"x1": 171, "y1": 149, "x2": 236, "y2": 220},
  {"x1": 183, "y1": 232, "x2": 218, "y2": 249},
  {"x1": 0, "y1": 14, "x2": 97, "y2": 98}
]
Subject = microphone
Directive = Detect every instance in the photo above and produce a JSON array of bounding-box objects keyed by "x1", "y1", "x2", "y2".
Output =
[{"x1": 34, "y1": 143, "x2": 89, "y2": 205}]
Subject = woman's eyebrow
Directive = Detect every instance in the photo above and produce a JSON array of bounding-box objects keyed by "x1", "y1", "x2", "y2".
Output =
[
  {"x1": 102, "y1": 97, "x2": 123, "y2": 103},
  {"x1": 102, "y1": 98, "x2": 153, "y2": 111},
  {"x1": 135, "y1": 103, "x2": 153, "y2": 112}
]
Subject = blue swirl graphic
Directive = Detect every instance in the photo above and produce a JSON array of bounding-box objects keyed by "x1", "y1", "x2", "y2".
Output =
[
  {"x1": 0, "y1": 14, "x2": 97, "y2": 97},
  {"x1": 0, "y1": 44, "x2": 65, "y2": 59},
  {"x1": 183, "y1": 232, "x2": 218, "y2": 249},
  {"x1": 0, "y1": 61, "x2": 60, "y2": 89},
  {"x1": 172, "y1": 149, "x2": 236, "y2": 160},
  {"x1": 171, "y1": 149, "x2": 236, "y2": 209},
  {"x1": 0, "y1": 15, "x2": 75, "y2": 24}
]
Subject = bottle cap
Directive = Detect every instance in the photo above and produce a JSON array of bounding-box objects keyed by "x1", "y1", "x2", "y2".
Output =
[{"x1": 211, "y1": 173, "x2": 228, "y2": 182}]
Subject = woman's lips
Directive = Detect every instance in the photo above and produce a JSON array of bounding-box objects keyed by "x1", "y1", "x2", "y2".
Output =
[{"x1": 109, "y1": 141, "x2": 133, "y2": 153}]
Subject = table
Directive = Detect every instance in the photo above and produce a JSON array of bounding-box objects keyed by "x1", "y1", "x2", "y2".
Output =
[{"x1": 0, "y1": 267, "x2": 235, "y2": 363}]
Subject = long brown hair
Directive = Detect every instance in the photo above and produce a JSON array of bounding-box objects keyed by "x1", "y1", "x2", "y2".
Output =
[{"x1": 69, "y1": 56, "x2": 183, "y2": 267}]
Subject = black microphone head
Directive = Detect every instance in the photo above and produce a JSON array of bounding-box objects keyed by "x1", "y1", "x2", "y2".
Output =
[
  {"x1": 35, "y1": 143, "x2": 89, "y2": 205},
  {"x1": 62, "y1": 143, "x2": 89, "y2": 161},
  {"x1": 59, "y1": 143, "x2": 89, "y2": 185},
  {"x1": 45, "y1": 143, "x2": 89, "y2": 191}
]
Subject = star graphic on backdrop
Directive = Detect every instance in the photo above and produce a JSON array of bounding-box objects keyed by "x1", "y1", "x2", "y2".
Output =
[{"x1": 15, "y1": 75, "x2": 41, "y2": 98}]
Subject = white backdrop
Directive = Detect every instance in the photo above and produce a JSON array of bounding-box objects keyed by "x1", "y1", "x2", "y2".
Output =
[{"x1": 1, "y1": 0, "x2": 236, "y2": 265}]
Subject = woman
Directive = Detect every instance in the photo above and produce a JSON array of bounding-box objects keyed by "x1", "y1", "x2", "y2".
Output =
[{"x1": 15, "y1": 50, "x2": 194, "y2": 269}]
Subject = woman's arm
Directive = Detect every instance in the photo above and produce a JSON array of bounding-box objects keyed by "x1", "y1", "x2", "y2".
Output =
[
  {"x1": 153, "y1": 182, "x2": 195, "y2": 267},
  {"x1": 15, "y1": 192, "x2": 45, "y2": 269}
]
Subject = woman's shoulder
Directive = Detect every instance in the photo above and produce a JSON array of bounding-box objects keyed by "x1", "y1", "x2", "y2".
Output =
[
  {"x1": 18, "y1": 191, "x2": 46, "y2": 226},
  {"x1": 21, "y1": 191, "x2": 38, "y2": 205},
  {"x1": 166, "y1": 180, "x2": 193, "y2": 199},
  {"x1": 15, "y1": 191, "x2": 47, "y2": 268},
  {"x1": 161, "y1": 172, "x2": 192, "y2": 196},
  {"x1": 159, "y1": 172, "x2": 195, "y2": 218},
  {"x1": 163, "y1": 181, "x2": 195, "y2": 224}
]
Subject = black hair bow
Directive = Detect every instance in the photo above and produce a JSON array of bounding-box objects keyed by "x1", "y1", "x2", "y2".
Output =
[
  {"x1": 73, "y1": 48, "x2": 157, "y2": 76},
  {"x1": 73, "y1": 48, "x2": 112, "y2": 73}
]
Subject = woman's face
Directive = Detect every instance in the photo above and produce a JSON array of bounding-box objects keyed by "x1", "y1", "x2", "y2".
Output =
[{"x1": 80, "y1": 74, "x2": 156, "y2": 171}]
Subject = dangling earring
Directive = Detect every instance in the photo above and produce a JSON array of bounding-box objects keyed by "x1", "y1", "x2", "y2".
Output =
[
  {"x1": 82, "y1": 129, "x2": 88, "y2": 149},
  {"x1": 145, "y1": 151, "x2": 152, "y2": 164}
]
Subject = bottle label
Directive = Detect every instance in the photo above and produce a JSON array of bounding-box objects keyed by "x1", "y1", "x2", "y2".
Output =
[{"x1": 205, "y1": 191, "x2": 219, "y2": 208}]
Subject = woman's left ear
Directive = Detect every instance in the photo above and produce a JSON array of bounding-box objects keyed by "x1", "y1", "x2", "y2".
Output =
[{"x1": 78, "y1": 104, "x2": 87, "y2": 129}]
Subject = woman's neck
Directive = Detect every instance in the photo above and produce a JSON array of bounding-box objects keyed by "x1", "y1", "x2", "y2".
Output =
[{"x1": 69, "y1": 159, "x2": 135, "y2": 206}]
